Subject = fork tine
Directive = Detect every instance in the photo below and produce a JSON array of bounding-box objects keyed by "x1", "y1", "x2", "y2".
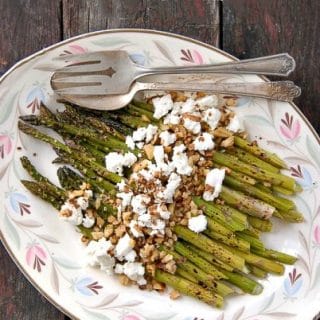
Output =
[
  {"x1": 52, "y1": 52, "x2": 103, "y2": 62},
  {"x1": 54, "y1": 62, "x2": 103, "y2": 73},
  {"x1": 52, "y1": 75, "x2": 106, "y2": 84},
  {"x1": 54, "y1": 86, "x2": 107, "y2": 96}
]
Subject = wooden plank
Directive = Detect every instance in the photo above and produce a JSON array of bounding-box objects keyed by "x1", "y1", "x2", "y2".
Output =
[
  {"x1": 0, "y1": 0, "x2": 62, "y2": 76},
  {"x1": 62, "y1": 0, "x2": 220, "y2": 46},
  {"x1": 222, "y1": 0, "x2": 320, "y2": 133},
  {"x1": 0, "y1": 1, "x2": 65, "y2": 318}
]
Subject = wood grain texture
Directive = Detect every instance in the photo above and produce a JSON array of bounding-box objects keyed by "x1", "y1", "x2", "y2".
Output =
[
  {"x1": 62, "y1": 0, "x2": 220, "y2": 46},
  {"x1": 223, "y1": 0, "x2": 320, "y2": 133},
  {"x1": 0, "y1": 0, "x2": 62, "y2": 76},
  {"x1": 0, "y1": 242, "x2": 65, "y2": 320}
]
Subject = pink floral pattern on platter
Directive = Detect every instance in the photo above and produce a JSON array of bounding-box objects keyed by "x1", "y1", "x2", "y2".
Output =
[
  {"x1": 8, "y1": 192, "x2": 31, "y2": 216},
  {"x1": 283, "y1": 268, "x2": 303, "y2": 298},
  {"x1": 26, "y1": 241, "x2": 47, "y2": 272},
  {"x1": 73, "y1": 276, "x2": 103, "y2": 296},
  {"x1": 0, "y1": 134, "x2": 12, "y2": 159},
  {"x1": 280, "y1": 112, "x2": 301, "y2": 141},
  {"x1": 61, "y1": 44, "x2": 88, "y2": 56},
  {"x1": 290, "y1": 165, "x2": 313, "y2": 189},
  {"x1": 313, "y1": 225, "x2": 320, "y2": 247},
  {"x1": 25, "y1": 86, "x2": 46, "y2": 114},
  {"x1": 123, "y1": 315, "x2": 142, "y2": 320},
  {"x1": 180, "y1": 49, "x2": 204, "y2": 64}
]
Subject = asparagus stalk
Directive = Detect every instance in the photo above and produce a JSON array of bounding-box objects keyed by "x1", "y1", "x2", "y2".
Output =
[
  {"x1": 251, "y1": 248, "x2": 297, "y2": 265},
  {"x1": 175, "y1": 267, "x2": 198, "y2": 283},
  {"x1": 174, "y1": 242, "x2": 227, "y2": 280},
  {"x1": 132, "y1": 100, "x2": 154, "y2": 112},
  {"x1": 163, "y1": 248, "x2": 234, "y2": 296},
  {"x1": 57, "y1": 166, "x2": 83, "y2": 190},
  {"x1": 233, "y1": 136, "x2": 287, "y2": 169},
  {"x1": 247, "y1": 216, "x2": 273, "y2": 232},
  {"x1": 213, "y1": 151, "x2": 296, "y2": 191},
  {"x1": 272, "y1": 185, "x2": 295, "y2": 196},
  {"x1": 220, "y1": 186, "x2": 275, "y2": 219},
  {"x1": 174, "y1": 226, "x2": 245, "y2": 271},
  {"x1": 193, "y1": 197, "x2": 247, "y2": 232},
  {"x1": 227, "y1": 147, "x2": 280, "y2": 173},
  {"x1": 204, "y1": 229, "x2": 251, "y2": 252},
  {"x1": 207, "y1": 217, "x2": 236, "y2": 238},
  {"x1": 273, "y1": 209, "x2": 304, "y2": 223},
  {"x1": 223, "y1": 175, "x2": 295, "y2": 211},
  {"x1": 236, "y1": 231, "x2": 265, "y2": 251},
  {"x1": 247, "y1": 264, "x2": 268, "y2": 278},
  {"x1": 155, "y1": 270, "x2": 224, "y2": 307}
]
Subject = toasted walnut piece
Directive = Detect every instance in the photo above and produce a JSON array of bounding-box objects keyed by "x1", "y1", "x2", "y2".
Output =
[
  {"x1": 96, "y1": 216, "x2": 105, "y2": 228},
  {"x1": 161, "y1": 254, "x2": 173, "y2": 264},
  {"x1": 152, "y1": 279, "x2": 166, "y2": 291},
  {"x1": 115, "y1": 224, "x2": 126, "y2": 238},
  {"x1": 214, "y1": 127, "x2": 232, "y2": 138},
  {"x1": 226, "y1": 98, "x2": 236, "y2": 106},
  {"x1": 164, "y1": 146, "x2": 172, "y2": 154},
  {"x1": 122, "y1": 211, "x2": 132, "y2": 222},
  {"x1": 150, "y1": 250, "x2": 160, "y2": 262},
  {"x1": 141, "y1": 114, "x2": 151, "y2": 122},
  {"x1": 81, "y1": 235, "x2": 90, "y2": 245},
  {"x1": 143, "y1": 144, "x2": 154, "y2": 160},
  {"x1": 104, "y1": 225, "x2": 114, "y2": 238},
  {"x1": 165, "y1": 227, "x2": 173, "y2": 238},
  {"x1": 182, "y1": 113, "x2": 202, "y2": 122},
  {"x1": 129, "y1": 238, "x2": 136, "y2": 248},
  {"x1": 68, "y1": 189, "x2": 84, "y2": 199},
  {"x1": 169, "y1": 91, "x2": 178, "y2": 100},
  {"x1": 119, "y1": 274, "x2": 132, "y2": 286},
  {"x1": 175, "y1": 91, "x2": 188, "y2": 102},
  {"x1": 146, "y1": 264, "x2": 156, "y2": 276},
  {"x1": 107, "y1": 215, "x2": 116, "y2": 223},
  {"x1": 59, "y1": 209, "x2": 72, "y2": 218},
  {"x1": 110, "y1": 235, "x2": 118, "y2": 245},
  {"x1": 196, "y1": 91, "x2": 206, "y2": 98},
  {"x1": 170, "y1": 290, "x2": 181, "y2": 300},
  {"x1": 159, "y1": 251, "x2": 166, "y2": 259},
  {"x1": 165, "y1": 260, "x2": 177, "y2": 274},
  {"x1": 221, "y1": 136, "x2": 235, "y2": 148},
  {"x1": 180, "y1": 218, "x2": 188, "y2": 226},
  {"x1": 91, "y1": 231, "x2": 104, "y2": 240},
  {"x1": 133, "y1": 159, "x2": 150, "y2": 172}
]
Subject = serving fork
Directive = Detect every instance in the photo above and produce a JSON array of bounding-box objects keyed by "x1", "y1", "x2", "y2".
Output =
[{"x1": 51, "y1": 51, "x2": 295, "y2": 96}]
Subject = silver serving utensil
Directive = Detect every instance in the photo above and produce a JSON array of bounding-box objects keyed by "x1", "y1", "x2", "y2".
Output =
[
  {"x1": 51, "y1": 79, "x2": 301, "y2": 111},
  {"x1": 51, "y1": 51, "x2": 295, "y2": 95}
]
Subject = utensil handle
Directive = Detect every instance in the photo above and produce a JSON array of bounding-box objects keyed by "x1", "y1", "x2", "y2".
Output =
[
  {"x1": 137, "y1": 81, "x2": 301, "y2": 102},
  {"x1": 140, "y1": 53, "x2": 295, "y2": 77}
]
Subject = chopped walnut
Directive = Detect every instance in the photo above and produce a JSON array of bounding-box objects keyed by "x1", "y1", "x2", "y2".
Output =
[{"x1": 170, "y1": 290, "x2": 181, "y2": 300}]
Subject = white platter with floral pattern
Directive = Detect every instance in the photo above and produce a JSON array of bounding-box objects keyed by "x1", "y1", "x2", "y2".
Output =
[{"x1": 0, "y1": 29, "x2": 320, "y2": 320}]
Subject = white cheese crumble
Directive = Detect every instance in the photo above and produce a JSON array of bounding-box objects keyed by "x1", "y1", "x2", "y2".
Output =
[
  {"x1": 125, "y1": 136, "x2": 135, "y2": 150},
  {"x1": 194, "y1": 132, "x2": 215, "y2": 152},
  {"x1": 76, "y1": 197, "x2": 89, "y2": 210},
  {"x1": 82, "y1": 214, "x2": 95, "y2": 228},
  {"x1": 183, "y1": 118, "x2": 201, "y2": 134},
  {"x1": 116, "y1": 180, "x2": 126, "y2": 191},
  {"x1": 114, "y1": 262, "x2": 146, "y2": 285},
  {"x1": 129, "y1": 220, "x2": 144, "y2": 238},
  {"x1": 60, "y1": 202, "x2": 83, "y2": 226},
  {"x1": 131, "y1": 194, "x2": 151, "y2": 215},
  {"x1": 163, "y1": 113, "x2": 181, "y2": 125},
  {"x1": 172, "y1": 144, "x2": 193, "y2": 176},
  {"x1": 203, "y1": 108, "x2": 221, "y2": 129},
  {"x1": 203, "y1": 168, "x2": 225, "y2": 201},
  {"x1": 153, "y1": 145, "x2": 174, "y2": 175},
  {"x1": 105, "y1": 152, "x2": 137, "y2": 176},
  {"x1": 115, "y1": 233, "x2": 135, "y2": 261},
  {"x1": 117, "y1": 191, "x2": 133, "y2": 208},
  {"x1": 227, "y1": 115, "x2": 244, "y2": 132},
  {"x1": 160, "y1": 172, "x2": 181, "y2": 203},
  {"x1": 188, "y1": 215, "x2": 208, "y2": 233},
  {"x1": 196, "y1": 95, "x2": 219, "y2": 108},
  {"x1": 152, "y1": 94, "x2": 174, "y2": 119},
  {"x1": 157, "y1": 204, "x2": 171, "y2": 220},
  {"x1": 159, "y1": 131, "x2": 176, "y2": 147},
  {"x1": 85, "y1": 238, "x2": 115, "y2": 275},
  {"x1": 181, "y1": 98, "x2": 196, "y2": 113}
]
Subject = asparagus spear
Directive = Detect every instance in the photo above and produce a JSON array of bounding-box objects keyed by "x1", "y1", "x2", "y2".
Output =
[
  {"x1": 155, "y1": 270, "x2": 224, "y2": 307},
  {"x1": 251, "y1": 248, "x2": 297, "y2": 265},
  {"x1": 247, "y1": 216, "x2": 273, "y2": 232},
  {"x1": 174, "y1": 226, "x2": 245, "y2": 271},
  {"x1": 236, "y1": 231, "x2": 265, "y2": 251},
  {"x1": 246, "y1": 264, "x2": 268, "y2": 278},
  {"x1": 174, "y1": 242, "x2": 227, "y2": 280},
  {"x1": 233, "y1": 136, "x2": 287, "y2": 169},
  {"x1": 273, "y1": 209, "x2": 304, "y2": 223},
  {"x1": 132, "y1": 100, "x2": 154, "y2": 112},
  {"x1": 175, "y1": 267, "x2": 198, "y2": 283},
  {"x1": 162, "y1": 248, "x2": 234, "y2": 296}
]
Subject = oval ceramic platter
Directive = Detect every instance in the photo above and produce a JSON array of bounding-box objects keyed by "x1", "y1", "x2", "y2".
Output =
[{"x1": 1, "y1": 29, "x2": 320, "y2": 320}]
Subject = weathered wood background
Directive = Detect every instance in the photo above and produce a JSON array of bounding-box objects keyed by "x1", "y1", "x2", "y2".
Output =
[{"x1": 0, "y1": 0, "x2": 319, "y2": 319}]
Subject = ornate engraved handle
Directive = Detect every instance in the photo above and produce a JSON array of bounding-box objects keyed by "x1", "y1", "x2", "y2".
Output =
[
  {"x1": 139, "y1": 81, "x2": 301, "y2": 102},
  {"x1": 140, "y1": 53, "x2": 296, "y2": 77}
]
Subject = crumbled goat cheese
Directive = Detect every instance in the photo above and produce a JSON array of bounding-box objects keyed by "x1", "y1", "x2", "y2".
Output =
[
  {"x1": 131, "y1": 194, "x2": 151, "y2": 215},
  {"x1": 203, "y1": 168, "x2": 225, "y2": 201},
  {"x1": 138, "y1": 213, "x2": 152, "y2": 227},
  {"x1": 172, "y1": 144, "x2": 193, "y2": 176},
  {"x1": 124, "y1": 249, "x2": 137, "y2": 262},
  {"x1": 163, "y1": 113, "x2": 181, "y2": 125},
  {"x1": 76, "y1": 197, "x2": 89, "y2": 210},
  {"x1": 181, "y1": 98, "x2": 196, "y2": 113},
  {"x1": 85, "y1": 238, "x2": 115, "y2": 274},
  {"x1": 115, "y1": 262, "x2": 146, "y2": 285},
  {"x1": 160, "y1": 172, "x2": 181, "y2": 203},
  {"x1": 196, "y1": 95, "x2": 219, "y2": 108},
  {"x1": 117, "y1": 191, "x2": 133, "y2": 208},
  {"x1": 82, "y1": 214, "x2": 95, "y2": 228},
  {"x1": 153, "y1": 145, "x2": 173, "y2": 175},
  {"x1": 188, "y1": 215, "x2": 208, "y2": 233},
  {"x1": 84, "y1": 190, "x2": 93, "y2": 198},
  {"x1": 227, "y1": 115, "x2": 244, "y2": 132},
  {"x1": 150, "y1": 219, "x2": 166, "y2": 235},
  {"x1": 115, "y1": 233, "x2": 134, "y2": 261},
  {"x1": 157, "y1": 204, "x2": 171, "y2": 220},
  {"x1": 159, "y1": 131, "x2": 176, "y2": 147},
  {"x1": 116, "y1": 180, "x2": 127, "y2": 191},
  {"x1": 60, "y1": 202, "x2": 83, "y2": 226},
  {"x1": 136, "y1": 142, "x2": 145, "y2": 149},
  {"x1": 183, "y1": 118, "x2": 201, "y2": 134},
  {"x1": 132, "y1": 125, "x2": 158, "y2": 146},
  {"x1": 129, "y1": 220, "x2": 144, "y2": 238},
  {"x1": 145, "y1": 125, "x2": 158, "y2": 143},
  {"x1": 105, "y1": 152, "x2": 137, "y2": 176},
  {"x1": 203, "y1": 108, "x2": 221, "y2": 129},
  {"x1": 152, "y1": 94, "x2": 174, "y2": 119},
  {"x1": 125, "y1": 136, "x2": 135, "y2": 149},
  {"x1": 194, "y1": 132, "x2": 215, "y2": 152},
  {"x1": 132, "y1": 127, "x2": 147, "y2": 142}
]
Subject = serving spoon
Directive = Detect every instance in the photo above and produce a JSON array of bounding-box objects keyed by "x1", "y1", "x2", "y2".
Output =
[{"x1": 51, "y1": 51, "x2": 295, "y2": 96}]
